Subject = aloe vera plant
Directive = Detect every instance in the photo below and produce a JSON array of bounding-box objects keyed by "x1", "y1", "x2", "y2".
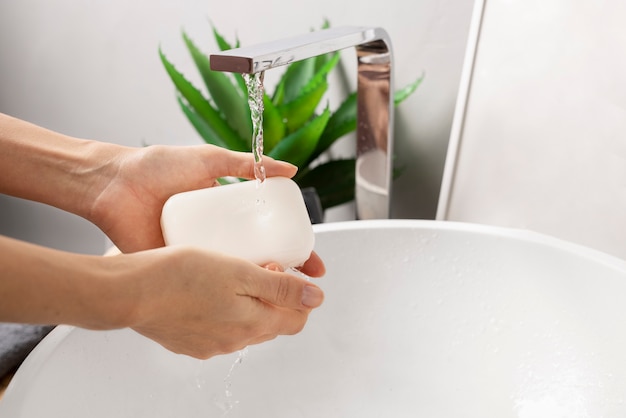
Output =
[{"x1": 159, "y1": 22, "x2": 422, "y2": 210}]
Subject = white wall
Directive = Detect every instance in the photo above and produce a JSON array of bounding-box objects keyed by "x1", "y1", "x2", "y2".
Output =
[
  {"x1": 438, "y1": 0, "x2": 626, "y2": 260},
  {"x1": 0, "y1": 0, "x2": 475, "y2": 254}
]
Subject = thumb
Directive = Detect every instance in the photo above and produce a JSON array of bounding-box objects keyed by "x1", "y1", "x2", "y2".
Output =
[
  {"x1": 210, "y1": 147, "x2": 297, "y2": 180},
  {"x1": 249, "y1": 271, "x2": 324, "y2": 309}
]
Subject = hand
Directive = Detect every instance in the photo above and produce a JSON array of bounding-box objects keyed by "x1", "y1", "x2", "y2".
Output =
[
  {"x1": 88, "y1": 144, "x2": 297, "y2": 253},
  {"x1": 122, "y1": 246, "x2": 325, "y2": 359},
  {"x1": 0, "y1": 114, "x2": 325, "y2": 355}
]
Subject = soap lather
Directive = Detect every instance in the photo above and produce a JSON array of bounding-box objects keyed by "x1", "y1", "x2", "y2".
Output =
[{"x1": 160, "y1": 177, "x2": 315, "y2": 268}]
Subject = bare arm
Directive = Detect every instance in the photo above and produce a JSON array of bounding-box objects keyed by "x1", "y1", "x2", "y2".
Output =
[
  {"x1": 0, "y1": 234, "x2": 128, "y2": 329},
  {"x1": 0, "y1": 112, "x2": 116, "y2": 218},
  {"x1": 0, "y1": 113, "x2": 326, "y2": 358},
  {"x1": 0, "y1": 234, "x2": 324, "y2": 358},
  {"x1": 0, "y1": 112, "x2": 300, "y2": 252}
]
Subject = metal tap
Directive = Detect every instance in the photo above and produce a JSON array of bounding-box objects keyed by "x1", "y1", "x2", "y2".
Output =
[{"x1": 210, "y1": 26, "x2": 394, "y2": 219}]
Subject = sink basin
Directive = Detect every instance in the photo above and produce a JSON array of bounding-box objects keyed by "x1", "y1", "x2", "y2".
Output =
[{"x1": 3, "y1": 220, "x2": 626, "y2": 417}]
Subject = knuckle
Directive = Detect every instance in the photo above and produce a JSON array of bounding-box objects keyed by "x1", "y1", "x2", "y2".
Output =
[{"x1": 274, "y1": 276, "x2": 292, "y2": 306}]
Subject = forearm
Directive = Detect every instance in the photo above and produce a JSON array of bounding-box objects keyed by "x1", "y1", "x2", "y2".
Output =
[
  {"x1": 0, "y1": 232, "x2": 325, "y2": 359},
  {"x1": 0, "y1": 234, "x2": 134, "y2": 329},
  {"x1": 0, "y1": 112, "x2": 125, "y2": 220}
]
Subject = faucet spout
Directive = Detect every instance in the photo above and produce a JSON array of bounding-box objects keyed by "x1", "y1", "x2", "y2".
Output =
[{"x1": 210, "y1": 26, "x2": 394, "y2": 219}]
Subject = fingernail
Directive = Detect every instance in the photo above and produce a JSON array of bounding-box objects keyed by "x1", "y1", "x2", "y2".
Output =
[
  {"x1": 301, "y1": 285, "x2": 324, "y2": 308},
  {"x1": 280, "y1": 160, "x2": 298, "y2": 171}
]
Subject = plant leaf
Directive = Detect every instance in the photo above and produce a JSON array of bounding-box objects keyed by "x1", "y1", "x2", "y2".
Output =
[
  {"x1": 295, "y1": 159, "x2": 356, "y2": 209},
  {"x1": 268, "y1": 107, "x2": 330, "y2": 168},
  {"x1": 272, "y1": 74, "x2": 286, "y2": 106},
  {"x1": 295, "y1": 155, "x2": 403, "y2": 210},
  {"x1": 309, "y1": 52, "x2": 340, "y2": 88},
  {"x1": 277, "y1": 80, "x2": 328, "y2": 133},
  {"x1": 211, "y1": 25, "x2": 237, "y2": 51},
  {"x1": 182, "y1": 31, "x2": 252, "y2": 143},
  {"x1": 262, "y1": 93, "x2": 285, "y2": 152},
  {"x1": 177, "y1": 94, "x2": 227, "y2": 148},
  {"x1": 159, "y1": 47, "x2": 248, "y2": 152},
  {"x1": 210, "y1": 24, "x2": 247, "y2": 94},
  {"x1": 395, "y1": 73, "x2": 424, "y2": 106},
  {"x1": 273, "y1": 58, "x2": 316, "y2": 106},
  {"x1": 313, "y1": 91, "x2": 357, "y2": 160},
  {"x1": 311, "y1": 19, "x2": 332, "y2": 71},
  {"x1": 273, "y1": 52, "x2": 338, "y2": 109}
]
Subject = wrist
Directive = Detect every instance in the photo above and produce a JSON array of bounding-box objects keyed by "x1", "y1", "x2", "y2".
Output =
[
  {"x1": 0, "y1": 236, "x2": 138, "y2": 330},
  {"x1": 70, "y1": 139, "x2": 129, "y2": 222},
  {"x1": 87, "y1": 252, "x2": 144, "y2": 330},
  {"x1": 0, "y1": 113, "x2": 129, "y2": 220}
]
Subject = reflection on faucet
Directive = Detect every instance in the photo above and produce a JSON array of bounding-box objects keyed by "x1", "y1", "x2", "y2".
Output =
[{"x1": 210, "y1": 27, "x2": 394, "y2": 219}]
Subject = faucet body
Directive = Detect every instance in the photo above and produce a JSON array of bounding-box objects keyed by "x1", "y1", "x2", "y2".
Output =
[{"x1": 210, "y1": 26, "x2": 394, "y2": 219}]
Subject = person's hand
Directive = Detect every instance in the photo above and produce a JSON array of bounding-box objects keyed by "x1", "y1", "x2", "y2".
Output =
[
  {"x1": 119, "y1": 245, "x2": 324, "y2": 359},
  {"x1": 0, "y1": 115, "x2": 325, "y2": 355},
  {"x1": 88, "y1": 144, "x2": 297, "y2": 253}
]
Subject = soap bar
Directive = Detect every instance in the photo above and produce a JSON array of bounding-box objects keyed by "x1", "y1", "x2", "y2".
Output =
[{"x1": 160, "y1": 177, "x2": 315, "y2": 268}]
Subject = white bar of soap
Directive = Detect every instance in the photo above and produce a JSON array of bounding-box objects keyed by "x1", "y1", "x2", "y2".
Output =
[{"x1": 160, "y1": 177, "x2": 315, "y2": 268}]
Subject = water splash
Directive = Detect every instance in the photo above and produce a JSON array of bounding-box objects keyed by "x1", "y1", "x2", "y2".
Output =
[{"x1": 216, "y1": 348, "x2": 249, "y2": 416}]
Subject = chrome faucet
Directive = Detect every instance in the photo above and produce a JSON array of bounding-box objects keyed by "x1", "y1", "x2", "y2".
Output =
[{"x1": 210, "y1": 26, "x2": 394, "y2": 219}]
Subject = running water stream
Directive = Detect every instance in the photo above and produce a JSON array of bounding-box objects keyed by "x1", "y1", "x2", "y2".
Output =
[
  {"x1": 209, "y1": 71, "x2": 266, "y2": 417},
  {"x1": 244, "y1": 72, "x2": 266, "y2": 184}
]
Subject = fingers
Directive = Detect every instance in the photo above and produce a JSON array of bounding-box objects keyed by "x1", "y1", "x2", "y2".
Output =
[
  {"x1": 262, "y1": 155, "x2": 299, "y2": 178},
  {"x1": 298, "y1": 251, "x2": 326, "y2": 277},
  {"x1": 208, "y1": 146, "x2": 297, "y2": 180},
  {"x1": 246, "y1": 300, "x2": 311, "y2": 342},
  {"x1": 300, "y1": 284, "x2": 324, "y2": 308},
  {"x1": 244, "y1": 310, "x2": 308, "y2": 346},
  {"x1": 244, "y1": 269, "x2": 325, "y2": 310}
]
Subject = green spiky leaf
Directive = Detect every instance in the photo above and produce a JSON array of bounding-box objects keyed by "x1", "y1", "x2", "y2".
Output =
[
  {"x1": 395, "y1": 74, "x2": 424, "y2": 106},
  {"x1": 183, "y1": 31, "x2": 252, "y2": 142},
  {"x1": 277, "y1": 80, "x2": 328, "y2": 133},
  {"x1": 273, "y1": 58, "x2": 316, "y2": 106},
  {"x1": 307, "y1": 52, "x2": 340, "y2": 91},
  {"x1": 211, "y1": 25, "x2": 238, "y2": 51},
  {"x1": 262, "y1": 93, "x2": 285, "y2": 152},
  {"x1": 177, "y1": 94, "x2": 227, "y2": 148},
  {"x1": 159, "y1": 47, "x2": 247, "y2": 151},
  {"x1": 210, "y1": 25, "x2": 247, "y2": 92},
  {"x1": 268, "y1": 107, "x2": 330, "y2": 167},
  {"x1": 161, "y1": 21, "x2": 423, "y2": 210},
  {"x1": 314, "y1": 92, "x2": 357, "y2": 159}
]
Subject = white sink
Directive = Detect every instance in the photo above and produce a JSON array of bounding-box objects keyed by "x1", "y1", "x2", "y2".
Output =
[{"x1": 3, "y1": 220, "x2": 626, "y2": 417}]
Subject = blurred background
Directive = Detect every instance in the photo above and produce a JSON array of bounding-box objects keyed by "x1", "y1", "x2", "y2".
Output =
[{"x1": 0, "y1": 0, "x2": 475, "y2": 254}]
